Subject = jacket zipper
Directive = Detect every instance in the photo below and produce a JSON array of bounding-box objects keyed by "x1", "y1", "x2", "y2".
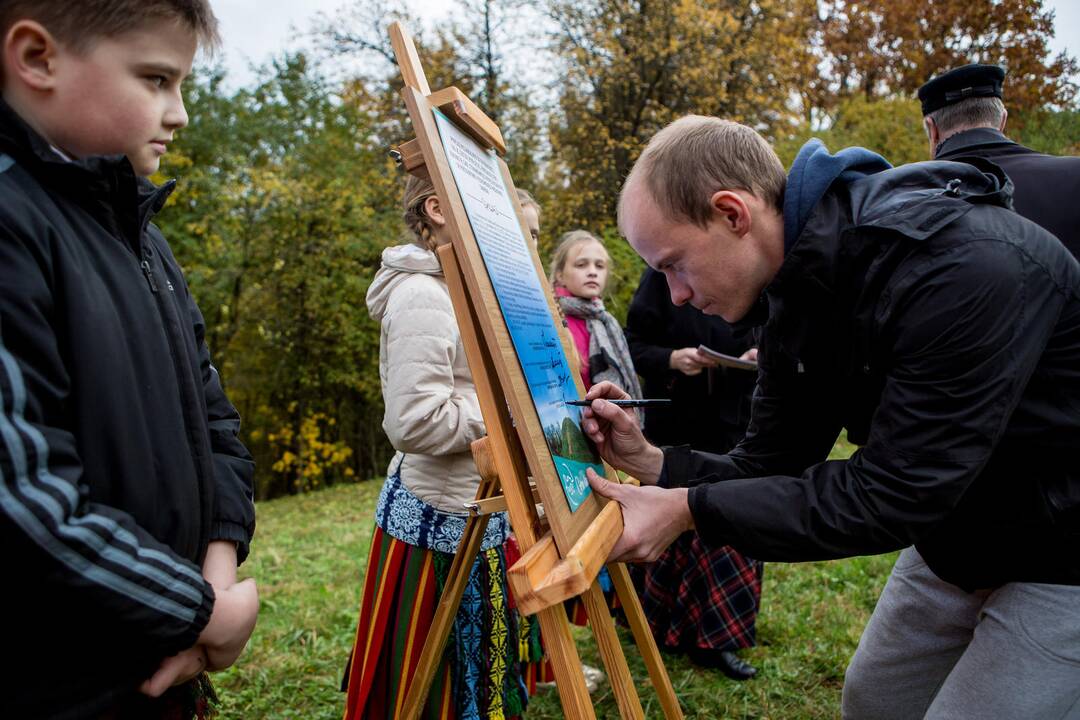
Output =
[
  {"x1": 139, "y1": 250, "x2": 213, "y2": 559},
  {"x1": 140, "y1": 259, "x2": 159, "y2": 293}
]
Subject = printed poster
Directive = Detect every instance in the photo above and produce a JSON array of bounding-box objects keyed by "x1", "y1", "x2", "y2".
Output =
[{"x1": 432, "y1": 108, "x2": 603, "y2": 511}]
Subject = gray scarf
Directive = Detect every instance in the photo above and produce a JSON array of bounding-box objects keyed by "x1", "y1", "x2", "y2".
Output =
[{"x1": 557, "y1": 295, "x2": 643, "y2": 402}]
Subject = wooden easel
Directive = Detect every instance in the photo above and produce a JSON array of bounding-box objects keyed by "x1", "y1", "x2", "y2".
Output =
[{"x1": 385, "y1": 22, "x2": 682, "y2": 720}]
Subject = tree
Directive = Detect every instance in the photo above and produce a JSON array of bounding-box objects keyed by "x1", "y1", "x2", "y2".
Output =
[
  {"x1": 1015, "y1": 108, "x2": 1080, "y2": 155},
  {"x1": 776, "y1": 96, "x2": 931, "y2": 168},
  {"x1": 314, "y1": 0, "x2": 543, "y2": 188},
  {"x1": 543, "y1": 0, "x2": 817, "y2": 235},
  {"x1": 816, "y1": 0, "x2": 1078, "y2": 127},
  {"x1": 157, "y1": 56, "x2": 404, "y2": 497}
]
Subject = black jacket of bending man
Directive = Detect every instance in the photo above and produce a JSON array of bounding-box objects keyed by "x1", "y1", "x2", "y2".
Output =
[
  {"x1": 660, "y1": 147, "x2": 1080, "y2": 592},
  {"x1": 935, "y1": 127, "x2": 1080, "y2": 259},
  {"x1": 0, "y1": 100, "x2": 256, "y2": 716}
]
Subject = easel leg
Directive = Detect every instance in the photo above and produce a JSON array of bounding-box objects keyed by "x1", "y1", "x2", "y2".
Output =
[
  {"x1": 582, "y1": 580, "x2": 645, "y2": 719},
  {"x1": 609, "y1": 562, "x2": 685, "y2": 719},
  {"x1": 400, "y1": 481, "x2": 496, "y2": 720},
  {"x1": 535, "y1": 604, "x2": 599, "y2": 720}
]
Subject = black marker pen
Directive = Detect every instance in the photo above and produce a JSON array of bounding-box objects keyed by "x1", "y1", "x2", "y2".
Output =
[{"x1": 564, "y1": 399, "x2": 672, "y2": 408}]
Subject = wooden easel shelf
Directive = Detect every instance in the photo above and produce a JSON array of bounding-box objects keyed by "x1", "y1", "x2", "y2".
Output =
[{"x1": 508, "y1": 500, "x2": 622, "y2": 616}]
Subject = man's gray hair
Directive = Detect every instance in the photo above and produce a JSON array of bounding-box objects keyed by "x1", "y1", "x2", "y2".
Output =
[{"x1": 926, "y1": 96, "x2": 1006, "y2": 139}]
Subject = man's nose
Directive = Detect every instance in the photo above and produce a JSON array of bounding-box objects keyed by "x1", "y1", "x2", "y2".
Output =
[{"x1": 668, "y1": 276, "x2": 691, "y2": 306}]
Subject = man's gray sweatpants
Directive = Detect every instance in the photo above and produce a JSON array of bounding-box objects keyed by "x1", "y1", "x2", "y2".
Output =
[{"x1": 842, "y1": 546, "x2": 1080, "y2": 719}]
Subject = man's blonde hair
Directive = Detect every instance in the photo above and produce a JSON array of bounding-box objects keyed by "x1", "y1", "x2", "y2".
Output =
[{"x1": 620, "y1": 116, "x2": 786, "y2": 229}]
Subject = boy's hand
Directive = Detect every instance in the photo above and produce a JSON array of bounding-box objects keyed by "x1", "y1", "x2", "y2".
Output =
[
  {"x1": 139, "y1": 646, "x2": 208, "y2": 698},
  {"x1": 198, "y1": 578, "x2": 259, "y2": 671},
  {"x1": 669, "y1": 347, "x2": 718, "y2": 375}
]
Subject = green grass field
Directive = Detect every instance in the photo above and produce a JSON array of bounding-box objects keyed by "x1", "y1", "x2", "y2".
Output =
[{"x1": 216, "y1": 434, "x2": 895, "y2": 719}]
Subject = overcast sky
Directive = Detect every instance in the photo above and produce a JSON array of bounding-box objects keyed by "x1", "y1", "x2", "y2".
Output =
[
  {"x1": 208, "y1": 0, "x2": 1080, "y2": 91},
  {"x1": 207, "y1": 0, "x2": 451, "y2": 86}
]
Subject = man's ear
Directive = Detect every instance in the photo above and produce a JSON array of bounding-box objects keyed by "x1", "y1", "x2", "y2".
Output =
[
  {"x1": 424, "y1": 194, "x2": 447, "y2": 227},
  {"x1": 709, "y1": 190, "x2": 752, "y2": 237},
  {"x1": 999, "y1": 108, "x2": 1008, "y2": 133},
  {"x1": 4, "y1": 20, "x2": 60, "y2": 92},
  {"x1": 924, "y1": 116, "x2": 939, "y2": 144},
  {"x1": 924, "y1": 116, "x2": 942, "y2": 158}
]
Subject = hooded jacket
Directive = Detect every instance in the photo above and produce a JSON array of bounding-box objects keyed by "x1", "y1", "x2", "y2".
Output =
[
  {"x1": 366, "y1": 243, "x2": 486, "y2": 513},
  {"x1": 0, "y1": 99, "x2": 255, "y2": 717},
  {"x1": 663, "y1": 140, "x2": 1080, "y2": 590}
]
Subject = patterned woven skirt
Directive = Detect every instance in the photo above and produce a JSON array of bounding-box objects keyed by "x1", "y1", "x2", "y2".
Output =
[
  {"x1": 342, "y1": 526, "x2": 543, "y2": 719},
  {"x1": 631, "y1": 530, "x2": 763, "y2": 651}
]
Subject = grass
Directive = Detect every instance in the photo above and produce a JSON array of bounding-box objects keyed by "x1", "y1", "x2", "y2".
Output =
[{"x1": 217, "y1": 433, "x2": 893, "y2": 719}]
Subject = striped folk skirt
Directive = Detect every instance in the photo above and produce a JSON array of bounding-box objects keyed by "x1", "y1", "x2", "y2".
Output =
[
  {"x1": 342, "y1": 526, "x2": 542, "y2": 720},
  {"x1": 631, "y1": 530, "x2": 763, "y2": 652}
]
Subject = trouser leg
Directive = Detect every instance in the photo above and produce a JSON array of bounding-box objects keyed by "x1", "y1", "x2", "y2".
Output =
[
  {"x1": 841, "y1": 547, "x2": 985, "y2": 720},
  {"x1": 926, "y1": 581, "x2": 1080, "y2": 720}
]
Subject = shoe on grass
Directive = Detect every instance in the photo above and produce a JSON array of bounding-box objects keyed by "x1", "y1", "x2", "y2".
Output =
[{"x1": 687, "y1": 647, "x2": 757, "y2": 681}]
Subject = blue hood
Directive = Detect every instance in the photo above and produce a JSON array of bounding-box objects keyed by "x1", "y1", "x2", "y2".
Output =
[{"x1": 783, "y1": 139, "x2": 891, "y2": 253}]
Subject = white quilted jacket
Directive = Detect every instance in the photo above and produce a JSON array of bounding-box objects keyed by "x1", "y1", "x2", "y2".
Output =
[{"x1": 366, "y1": 243, "x2": 485, "y2": 513}]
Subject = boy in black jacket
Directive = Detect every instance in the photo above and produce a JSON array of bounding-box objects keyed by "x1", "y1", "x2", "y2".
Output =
[{"x1": 0, "y1": 2, "x2": 258, "y2": 717}]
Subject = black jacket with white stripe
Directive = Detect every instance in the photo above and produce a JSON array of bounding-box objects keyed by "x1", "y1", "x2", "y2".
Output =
[{"x1": 0, "y1": 100, "x2": 255, "y2": 717}]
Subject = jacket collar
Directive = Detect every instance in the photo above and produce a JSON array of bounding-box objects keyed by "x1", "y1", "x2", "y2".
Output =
[
  {"x1": 730, "y1": 140, "x2": 892, "y2": 336},
  {"x1": 762, "y1": 158, "x2": 1013, "y2": 316},
  {"x1": 934, "y1": 127, "x2": 1016, "y2": 159},
  {"x1": 0, "y1": 96, "x2": 175, "y2": 253}
]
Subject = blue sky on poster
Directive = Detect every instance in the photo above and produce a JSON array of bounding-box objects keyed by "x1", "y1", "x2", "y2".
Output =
[{"x1": 209, "y1": 0, "x2": 1080, "y2": 92}]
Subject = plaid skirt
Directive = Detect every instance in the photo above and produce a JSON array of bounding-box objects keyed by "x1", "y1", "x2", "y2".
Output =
[
  {"x1": 631, "y1": 530, "x2": 763, "y2": 651},
  {"x1": 342, "y1": 526, "x2": 543, "y2": 720}
]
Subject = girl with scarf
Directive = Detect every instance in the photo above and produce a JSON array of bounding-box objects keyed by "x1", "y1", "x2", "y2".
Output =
[
  {"x1": 548, "y1": 231, "x2": 642, "y2": 634},
  {"x1": 549, "y1": 231, "x2": 642, "y2": 401}
]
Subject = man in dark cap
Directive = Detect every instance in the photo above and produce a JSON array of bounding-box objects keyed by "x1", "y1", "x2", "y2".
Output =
[{"x1": 919, "y1": 63, "x2": 1080, "y2": 257}]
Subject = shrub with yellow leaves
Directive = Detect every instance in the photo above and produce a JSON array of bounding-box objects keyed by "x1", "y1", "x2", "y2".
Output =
[{"x1": 269, "y1": 413, "x2": 355, "y2": 493}]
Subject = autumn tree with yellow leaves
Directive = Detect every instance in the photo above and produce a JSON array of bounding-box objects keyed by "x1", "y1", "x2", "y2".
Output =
[
  {"x1": 543, "y1": 0, "x2": 818, "y2": 237},
  {"x1": 815, "y1": 0, "x2": 1077, "y2": 120}
]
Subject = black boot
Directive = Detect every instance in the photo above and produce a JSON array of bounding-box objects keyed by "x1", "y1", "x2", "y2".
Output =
[{"x1": 687, "y1": 647, "x2": 757, "y2": 681}]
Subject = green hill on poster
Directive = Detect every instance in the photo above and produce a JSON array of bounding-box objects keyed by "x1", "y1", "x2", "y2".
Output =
[{"x1": 559, "y1": 417, "x2": 595, "y2": 464}]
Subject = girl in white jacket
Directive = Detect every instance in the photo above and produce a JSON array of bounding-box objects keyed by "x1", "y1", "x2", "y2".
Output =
[{"x1": 342, "y1": 176, "x2": 537, "y2": 719}]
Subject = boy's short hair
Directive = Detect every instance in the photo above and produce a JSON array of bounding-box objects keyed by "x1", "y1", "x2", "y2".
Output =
[
  {"x1": 0, "y1": 0, "x2": 220, "y2": 53},
  {"x1": 621, "y1": 115, "x2": 786, "y2": 228}
]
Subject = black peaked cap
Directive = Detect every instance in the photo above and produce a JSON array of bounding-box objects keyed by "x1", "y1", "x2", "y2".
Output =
[{"x1": 917, "y1": 64, "x2": 1005, "y2": 115}]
